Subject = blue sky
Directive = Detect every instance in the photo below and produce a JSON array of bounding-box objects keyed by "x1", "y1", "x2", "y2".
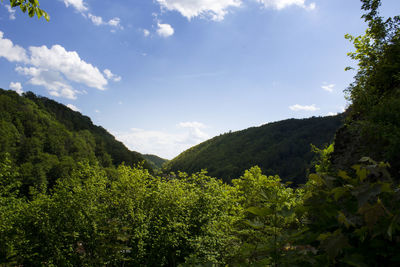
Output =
[{"x1": 0, "y1": 0, "x2": 399, "y2": 159}]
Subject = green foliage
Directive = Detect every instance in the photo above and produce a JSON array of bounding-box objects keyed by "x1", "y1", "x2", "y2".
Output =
[
  {"x1": 297, "y1": 158, "x2": 400, "y2": 265},
  {"x1": 0, "y1": 89, "x2": 151, "y2": 193},
  {"x1": 231, "y1": 167, "x2": 304, "y2": 266},
  {"x1": 1, "y1": 0, "x2": 49, "y2": 20},
  {"x1": 311, "y1": 143, "x2": 334, "y2": 174},
  {"x1": 0, "y1": 160, "x2": 241, "y2": 266},
  {"x1": 165, "y1": 115, "x2": 344, "y2": 185},
  {"x1": 341, "y1": 0, "x2": 400, "y2": 174},
  {"x1": 142, "y1": 154, "x2": 168, "y2": 171}
]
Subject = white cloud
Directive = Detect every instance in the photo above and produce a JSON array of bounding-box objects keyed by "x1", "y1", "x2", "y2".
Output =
[
  {"x1": 88, "y1": 13, "x2": 123, "y2": 29},
  {"x1": 67, "y1": 104, "x2": 80, "y2": 112},
  {"x1": 88, "y1": 13, "x2": 103, "y2": 25},
  {"x1": 16, "y1": 66, "x2": 78, "y2": 99},
  {"x1": 143, "y1": 29, "x2": 150, "y2": 37},
  {"x1": 155, "y1": 0, "x2": 314, "y2": 21},
  {"x1": 62, "y1": 0, "x2": 88, "y2": 12},
  {"x1": 156, "y1": 0, "x2": 241, "y2": 21},
  {"x1": 115, "y1": 121, "x2": 210, "y2": 159},
  {"x1": 9, "y1": 82, "x2": 23, "y2": 95},
  {"x1": 0, "y1": 31, "x2": 29, "y2": 63},
  {"x1": 256, "y1": 0, "x2": 316, "y2": 10},
  {"x1": 108, "y1": 17, "x2": 121, "y2": 28},
  {"x1": 289, "y1": 104, "x2": 319, "y2": 111},
  {"x1": 1, "y1": 32, "x2": 113, "y2": 99},
  {"x1": 103, "y1": 69, "x2": 122, "y2": 82},
  {"x1": 321, "y1": 83, "x2": 335, "y2": 92},
  {"x1": 157, "y1": 23, "x2": 174, "y2": 37},
  {"x1": 29, "y1": 45, "x2": 107, "y2": 90},
  {"x1": 178, "y1": 121, "x2": 206, "y2": 129},
  {"x1": 327, "y1": 112, "x2": 337, "y2": 116},
  {"x1": 5, "y1": 5, "x2": 16, "y2": 20}
]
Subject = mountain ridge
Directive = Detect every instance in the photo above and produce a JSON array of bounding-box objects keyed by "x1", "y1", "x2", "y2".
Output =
[{"x1": 164, "y1": 114, "x2": 345, "y2": 184}]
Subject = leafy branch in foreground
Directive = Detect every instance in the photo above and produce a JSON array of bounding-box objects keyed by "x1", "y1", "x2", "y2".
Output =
[
  {"x1": 299, "y1": 157, "x2": 400, "y2": 265},
  {"x1": 1, "y1": 0, "x2": 49, "y2": 21}
]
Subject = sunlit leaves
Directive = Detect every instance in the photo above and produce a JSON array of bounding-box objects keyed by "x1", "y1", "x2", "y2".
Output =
[{"x1": 2, "y1": 0, "x2": 49, "y2": 21}]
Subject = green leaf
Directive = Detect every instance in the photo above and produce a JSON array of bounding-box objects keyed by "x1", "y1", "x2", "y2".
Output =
[
  {"x1": 245, "y1": 219, "x2": 264, "y2": 229},
  {"x1": 387, "y1": 214, "x2": 398, "y2": 240},
  {"x1": 319, "y1": 230, "x2": 350, "y2": 260},
  {"x1": 29, "y1": 7, "x2": 35, "y2": 17},
  {"x1": 331, "y1": 187, "x2": 347, "y2": 201},
  {"x1": 246, "y1": 206, "x2": 274, "y2": 217},
  {"x1": 352, "y1": 165, "x2": 368, "y2": 181},
  {"x1": 338, "y1": 211, "x2": 353, "y2": 228},
  {"x1": 342, "y1": 254, "x2": 368, "y2": 267},
  {"x1": 338, "y1": 170, "x2": 351, "y2": 181},
  {"x1": 309, "y1": 173, "x2": 324, "y2": 185}
]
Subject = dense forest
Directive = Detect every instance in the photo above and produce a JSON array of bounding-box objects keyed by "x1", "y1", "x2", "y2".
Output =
[
  {"x1": 142, "y1": 154, "x2": 168, "y2": 171},
  {"x1": 165, "y1": 114, "x2": 344, "y2": 185},
  {"x1": 0, "y1": 0, "x2": 399, "y2": 265},
  {"x1": 0, "y1": 89, "x2": 152, "y2": 193}
]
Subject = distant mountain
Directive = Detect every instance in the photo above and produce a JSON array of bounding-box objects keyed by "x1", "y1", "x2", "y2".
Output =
[
  {"x1": 164, "y1": 114, "x2": 344, "y2": 185},
  {"x1": 0, "y1": 89, "x2": 151, "y2": 192},
  {"x1": 142, "y1": 154, "x2": 168, "y2": 170}
]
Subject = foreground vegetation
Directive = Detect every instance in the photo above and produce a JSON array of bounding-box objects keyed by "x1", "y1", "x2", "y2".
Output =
[
  {"x1": 1, "y1": 153, "x2": 399, "y2": 266},
  {"x1": 0, "y1": 0, "x2": 399, "y2": 265}
]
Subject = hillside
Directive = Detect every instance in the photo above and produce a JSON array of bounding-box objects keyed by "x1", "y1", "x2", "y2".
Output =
[
  {"x1": 142, "y1": 154, "x2": 168, "y2": 170},
  {"x1": 0, "y1": 89, "x2": 151, "y2": 192},
  {"x1": 164, "y1": 114, "x2": 344, "y2": 184}
]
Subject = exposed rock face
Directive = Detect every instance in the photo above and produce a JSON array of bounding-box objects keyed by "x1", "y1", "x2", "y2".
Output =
[
  {"x1": 330, "y1": 124, "x2": 364, "y2": 172},
  {"x1": 331, "y1": 122, "x2": 400, "y2": 179}
]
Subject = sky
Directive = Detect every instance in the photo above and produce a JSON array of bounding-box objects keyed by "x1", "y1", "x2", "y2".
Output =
[{"x1": 0, "y1": 0, "x2": 399, "y2": 159}]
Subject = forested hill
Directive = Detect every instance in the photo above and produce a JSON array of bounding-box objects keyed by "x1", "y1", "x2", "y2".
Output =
[
  {"x1": 142, "y1": 154, "x2": 168, "y2": 170},
  {"x1": 164, "y1": 114, "x2": 344, "y2": 184},
  {"x1": 0, "y1": 89, "x2": 151, "y2": 191}
]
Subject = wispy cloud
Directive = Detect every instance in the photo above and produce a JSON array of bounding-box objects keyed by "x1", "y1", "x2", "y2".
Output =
[
  {"x1": 256, "y1": 0, "x2": 316, "y2": 10},
  {"x1": 67, "y1": 104, "x2": 80, "y2": 112},
  {"x1": 88, "y1": 13, "x2": 123, "y2": 29},
  {"x1": 289, "y1": 104, "x2": 319, "y2": 111},
  {"x1": 321, "y1": 83, "x2": 335, "y2": 92},
  {"x1": 155, "y1": 0, "x2": 315, "y2": 21},
  {"x1": 61, "y1": 0, "x2": 123, "y2": 30},
  {"x1": 4, "y1": 4, "x2": 16, "y2": 20},
  {"x1": 103, "y1": 69, "x2": 122, "y2": 82},
  {"x1": 143, "y1": 29, "x2": 150, "y2": 37},
  {"x1": 156, "y1": 0, "x2": 241, "y2": 21},
  {"x1": 62, "y1": 0, "x2": 88, "y2": 13}
]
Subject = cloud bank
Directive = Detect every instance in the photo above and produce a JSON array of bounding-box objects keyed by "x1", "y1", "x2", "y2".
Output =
[
  {"x1": 115, "y1": 122, "x2": 210, "y2": 159},
  {"x1": 0, "y1": 31, "x2": 120, "y2": 100}
]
